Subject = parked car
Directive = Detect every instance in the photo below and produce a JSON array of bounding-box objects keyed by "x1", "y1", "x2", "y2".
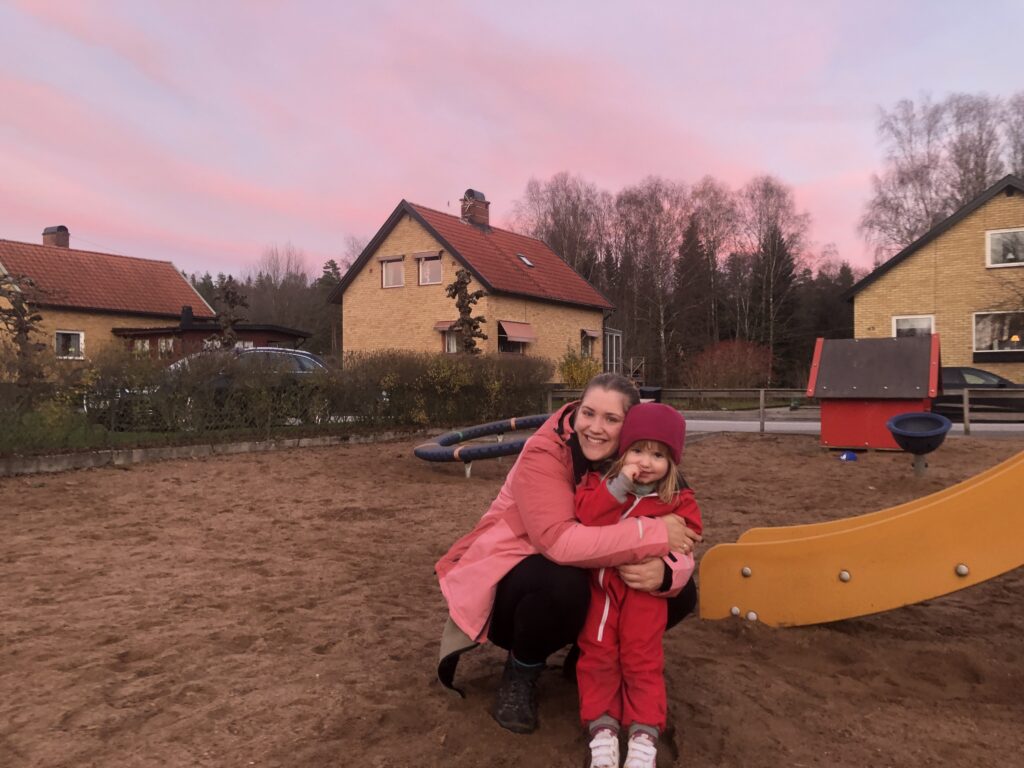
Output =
[
  {"x1": 87, "y1": 347, "x2": 328, "y2": 431},
  {"x1": 932, "y1": 366, "x2": 1024, "y2": 419},
  {"x1": 168, "y1": 346, "x2": 327, "y2": 376}
]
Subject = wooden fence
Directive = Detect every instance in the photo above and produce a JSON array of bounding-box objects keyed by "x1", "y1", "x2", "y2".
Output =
[{"x1": 546, "y1": 388, "x2": 814, "y2": 435}]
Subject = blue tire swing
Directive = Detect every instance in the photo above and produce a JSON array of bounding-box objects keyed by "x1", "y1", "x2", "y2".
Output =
[{"x1": 414, "y1": 413, "x2": 550, "y2": 477}]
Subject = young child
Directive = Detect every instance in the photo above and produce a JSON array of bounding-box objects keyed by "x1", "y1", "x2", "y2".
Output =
[{"x1": 574, "y1": 402, "x2": 703, "y2": 768}]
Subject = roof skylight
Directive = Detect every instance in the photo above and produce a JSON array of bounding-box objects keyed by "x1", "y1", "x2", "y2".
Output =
[{"x1": 517, "y1": 253, "x2": 535, "y2": 268}]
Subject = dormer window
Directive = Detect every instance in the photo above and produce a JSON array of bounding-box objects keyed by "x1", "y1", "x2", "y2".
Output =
[
  {"x1": 517, "y1": 253, "x2": 535, "y2": 268},
  {"x1": 987, "y1": 228, "x2": 1024, "y2": 267}
]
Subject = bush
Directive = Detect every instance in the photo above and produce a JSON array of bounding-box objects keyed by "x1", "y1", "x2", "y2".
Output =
[
  {"x1": 685, "y1": 341, "x2": 771, "y2": 389},
  {"x1": 557, "y1": 345, "x2": 602, "y2": 388}
]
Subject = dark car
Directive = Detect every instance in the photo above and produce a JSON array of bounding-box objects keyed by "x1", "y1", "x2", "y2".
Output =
[
  {"x1": 86, "y1": 347, "x2": 329, "y2": 431},
  {"x1": 169, "y1": 346, "x2": 327, "y2": 376},
  {"x1": 932, "y1": 366, "x2": 1024, "y2": 420}
]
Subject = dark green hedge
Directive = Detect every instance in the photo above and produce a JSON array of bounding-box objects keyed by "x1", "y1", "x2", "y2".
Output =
[{"x1": 0, "y1": 350, "x2": 554, "y2": 457}]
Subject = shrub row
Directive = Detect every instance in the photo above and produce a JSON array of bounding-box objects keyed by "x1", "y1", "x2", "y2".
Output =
[{"x1": 0, "y1": 350, "x2": 555, "y2": 456}]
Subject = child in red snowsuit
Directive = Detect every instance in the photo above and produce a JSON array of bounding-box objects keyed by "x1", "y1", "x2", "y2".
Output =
[{"x1": 575, "y1": 403, "x2": 703, "y2": 768}]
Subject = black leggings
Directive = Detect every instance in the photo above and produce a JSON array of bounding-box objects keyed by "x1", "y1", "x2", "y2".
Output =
[{"x1": 487, "y1": 555, "x2": 698, "y2": 665}]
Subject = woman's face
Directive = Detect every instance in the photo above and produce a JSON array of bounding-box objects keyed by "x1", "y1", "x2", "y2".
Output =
[{"x1": 575, "y1": 387, "x2": 629, "y2": 462}]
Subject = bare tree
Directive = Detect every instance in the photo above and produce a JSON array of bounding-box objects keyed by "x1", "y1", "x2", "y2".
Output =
[
  {"x1": 942, "y1": 93, "x2": 1005, "y2": 209},
  {"x1": 861, "y1": 92, "x2": 1019, "y2": 262},
  {"x1": 1006, "y1": 92, "x2": 1024, "y2": 178},
  {"x1": 861, "y1": 96, "x2": 950, "y2": 261},
  {"x1": 511, "y1": 173, "x2": 613, "y2": 283}
]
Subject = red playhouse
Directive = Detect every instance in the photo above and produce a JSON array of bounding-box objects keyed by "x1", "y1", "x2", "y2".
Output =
[{"x1": 806, "y1": 335, "x2": 941, "y2": 450}]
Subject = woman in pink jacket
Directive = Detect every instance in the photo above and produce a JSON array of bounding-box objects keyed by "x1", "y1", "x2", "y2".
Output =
[{"x1": 436, "y1": 373, "x2": 702, "y2": 734}]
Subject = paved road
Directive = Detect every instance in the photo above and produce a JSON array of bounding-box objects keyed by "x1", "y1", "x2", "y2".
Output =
[{"x1": 686, "y1": 410, "x2": 1024, "y2": 438}]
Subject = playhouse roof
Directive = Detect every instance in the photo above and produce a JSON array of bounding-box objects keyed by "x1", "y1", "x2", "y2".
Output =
[{"x1": 807, "y1": 335, "x2": 940, "y2": 399}]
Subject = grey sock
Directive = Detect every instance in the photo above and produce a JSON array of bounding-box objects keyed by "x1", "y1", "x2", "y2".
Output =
[
  {"x1": 628, "y1": 723, "x2": 659, "y2": 741},
  {"x1": 589, "y1": 714, "x2": 620, "y2": 735}
]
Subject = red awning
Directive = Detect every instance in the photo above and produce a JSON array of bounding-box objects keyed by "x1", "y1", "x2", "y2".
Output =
[
  {"x1": 499, "y1": 320, "x2": 538, "y2": 343},
  {"x1": 434, "y1": 320, "x2": 457, "y2": 332},
  {"x1": 581, "y1": 328, "x2": 600, "y2": 338}
]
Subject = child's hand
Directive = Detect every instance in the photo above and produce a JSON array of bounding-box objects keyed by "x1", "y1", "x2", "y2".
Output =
[{"x1": 619, "y1": 462, "x2": 641, "y2": 483}]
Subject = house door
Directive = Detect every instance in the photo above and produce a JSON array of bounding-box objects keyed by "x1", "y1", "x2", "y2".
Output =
[{"x1": 604, "y1": 327, "x2": 622, "y2": 374}]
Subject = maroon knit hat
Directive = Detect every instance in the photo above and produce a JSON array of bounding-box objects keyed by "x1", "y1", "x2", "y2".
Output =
[{"x1": 617, "y1": 403, "x2": 686, "y2": 465}]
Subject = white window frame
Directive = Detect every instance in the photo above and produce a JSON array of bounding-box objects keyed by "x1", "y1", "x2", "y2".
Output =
[
  {"x1": 972, "y1": 310, "x2": 1024, "y2": 352},
  {"x1": 443, "y1": 331, "x2": 459, "y2": 353},
  {"x1": 55, "y1": 330, "x2": 84, "y2": 359},
  {"x1": 158, "y1": 337, "x2": 175, "y2": 358},
  {"x1": 985, "y1": 227, "x2": 1024, "y2": 268},
  {"x1": 381, "y1": 258, "x2": 404, "y2": 288},
  {"x1": 132, "y1": 338, "x2": 151, "y2": 356},
  {"x1": 418, "y1": 256, "x2": 442, "y2": 285},
  {"x1": 891, "y1": 314, "x2": 934, "y2": 338}
]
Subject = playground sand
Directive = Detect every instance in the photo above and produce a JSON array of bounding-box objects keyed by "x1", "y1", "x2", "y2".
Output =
[{"x1": 2, "y1": 434, "x2": 1023, "y2": 767}]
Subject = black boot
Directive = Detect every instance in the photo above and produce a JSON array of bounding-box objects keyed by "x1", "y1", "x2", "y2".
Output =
[{"x1": 493, "y1": 655, "x2": 542, "y2": 733}]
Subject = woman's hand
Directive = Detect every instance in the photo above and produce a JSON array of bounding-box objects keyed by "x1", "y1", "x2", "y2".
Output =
[
  {"x1": 663, "y1": 514, "x2": 702, "y2": 554},
  {"x1": 617, "y1": 557, "x2": 666, "y2": 592}
]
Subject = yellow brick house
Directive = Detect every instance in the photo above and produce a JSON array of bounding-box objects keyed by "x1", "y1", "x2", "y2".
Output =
[
  {"x1": 329, "y1": 190, "x2": 614, "y2": 379},
  {"x1": 849, "y1": 175, "x2": 1024, "y2": 381}
]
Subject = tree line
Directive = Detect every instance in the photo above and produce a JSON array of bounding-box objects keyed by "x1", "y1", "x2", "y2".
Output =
[{"x1": 511, "y1": 173, "x2": 858, "y2": 387}]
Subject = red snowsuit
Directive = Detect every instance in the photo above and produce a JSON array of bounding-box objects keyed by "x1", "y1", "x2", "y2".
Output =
[{"x1": 575, "y1": 472, "x2": 703, "y2": 730}]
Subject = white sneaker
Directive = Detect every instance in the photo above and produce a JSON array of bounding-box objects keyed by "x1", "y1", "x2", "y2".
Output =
[
  {"x1": 623, "y1": 730, "x2": 658, "y2": 768},
  {"x1": 587, "y1": 728, "x2": 620, "y2": 768}
]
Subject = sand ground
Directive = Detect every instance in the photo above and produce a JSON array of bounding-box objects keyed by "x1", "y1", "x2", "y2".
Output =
[{"x1": 2, "y1": 433, "x2": 1023, "y2": 767}]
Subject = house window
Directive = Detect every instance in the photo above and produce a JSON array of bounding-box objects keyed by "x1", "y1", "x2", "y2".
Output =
[
  {"x1": 158, "y1": 338, "x2": 175, "y2": 358},
  {"x1": 986, "y1": 228, "x2": 1024, "y2": 267},
  {"x1": 418, "y1": 255, "x2": 442, "y2": 285},
  {"x1": 444, "y1": 331, "x2": 459, "y2": 353},
  {"x1": 517, "y1": 253, "x2": 535, "y2": 268},
  {"x1": 382, "y1": 259, "x2": 404, "y2": 288},
  {"x1": 581, "y1": 329, "x2": 599, "y2": 358},
  {"x1": 132, "y1": 338, "x2": 150, "y2": 356},
  {"x1": 234, "y1": 340, "x2": 255, "y2": 349},
  {"x1": 497, "y1": 320, "x2": 536, "y2": 355},
  {"x1": 55, "y1": 331, "x2": 84, "y2": 359},
  {"x1": 974, "y1": 311, "x2": 1024, "y2": 352},
  {"x1": 892, "y1": 315, "x2": 934, "y2": 338}
]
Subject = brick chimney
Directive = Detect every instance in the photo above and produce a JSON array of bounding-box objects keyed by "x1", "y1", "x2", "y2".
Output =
[
  {"x1": 181, "y1": 305, "x2": 194, "y2": 329},
  {"x1": 42, "y1": 225, "x2": 70, "y2": 248},
  {"x1": 460, "y1": 189, "x2": 490, "y2": 228}
]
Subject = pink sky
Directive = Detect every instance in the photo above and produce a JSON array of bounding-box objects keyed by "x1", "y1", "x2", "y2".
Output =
[{"x1": 1, "y1": 1, "x2": 1022, "y2": 277}]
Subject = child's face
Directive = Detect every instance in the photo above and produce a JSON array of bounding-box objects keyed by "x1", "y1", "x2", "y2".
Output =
[{"x1": 622, "y1": 442, "x2": 670, "y2": 485}]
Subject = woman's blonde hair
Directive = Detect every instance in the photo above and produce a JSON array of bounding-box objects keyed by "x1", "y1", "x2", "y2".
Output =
[{"x1": 606, "y1": 439, "x2": 681, "y2": 504}]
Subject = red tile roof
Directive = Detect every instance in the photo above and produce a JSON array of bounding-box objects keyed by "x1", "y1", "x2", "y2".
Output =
[
  {"x1": 408, "y1": 203, "x2": 613, "y2": 310},
  {"x1": 0, "y1": 239, "x2": 215, "y2": 319}
]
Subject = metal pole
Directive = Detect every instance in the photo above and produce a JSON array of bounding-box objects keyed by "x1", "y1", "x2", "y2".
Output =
[
  {"x1": 962, "y1": 389, "x2": 971, "y2": 436},
  {"x1": 759, "y1": 389, "x2": 766, "y2": 434}
]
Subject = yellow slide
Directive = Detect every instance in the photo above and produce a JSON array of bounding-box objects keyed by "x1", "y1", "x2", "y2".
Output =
[{"x1": 699, "y1": 451, "x2": 1024, "y2": 627}]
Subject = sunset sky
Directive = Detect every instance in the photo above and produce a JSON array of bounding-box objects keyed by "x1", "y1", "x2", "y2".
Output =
[{"x1": 2, "y1": 1, "x2": 1022, "y2": 278}]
